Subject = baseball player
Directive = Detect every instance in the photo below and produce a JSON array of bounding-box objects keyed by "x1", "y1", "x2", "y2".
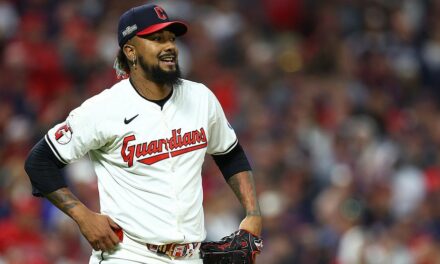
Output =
[{"x1": 24, "y1": 4, "x2": 262, "y2": 264}]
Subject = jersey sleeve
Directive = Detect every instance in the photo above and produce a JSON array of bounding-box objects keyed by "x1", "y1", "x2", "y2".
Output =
[
  {"x1": 206, "y1": 89, "x2": 238, "y2": 155},
  {"x1": 45, "y1": 101, "x2": 107, "y2": 164}
]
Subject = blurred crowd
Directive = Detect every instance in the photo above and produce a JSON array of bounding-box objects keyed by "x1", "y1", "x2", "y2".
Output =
[{"x1": 1, "y1": 0, "x2": 440, "y2": 263}]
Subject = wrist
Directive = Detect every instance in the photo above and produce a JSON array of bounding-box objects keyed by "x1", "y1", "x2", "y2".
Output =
[
  {"x1": 246, "y1": 210, "x2": 261, "y2": 217},
  {"x1": 69, "y1": 204, "x2": 92, "y2": 224}
]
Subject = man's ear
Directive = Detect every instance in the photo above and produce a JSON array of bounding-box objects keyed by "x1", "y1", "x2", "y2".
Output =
[{"x1": 123, "y1": 43, "x2": 136, "y2": 61}]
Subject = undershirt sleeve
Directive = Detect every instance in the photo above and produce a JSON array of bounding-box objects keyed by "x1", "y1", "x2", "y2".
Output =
[
  {"x1": 211, "y1": 141, "x2": 252, "y2": 181},
  {"x1": 24, "y1": 137, "x2": 67, "y2": 197}
]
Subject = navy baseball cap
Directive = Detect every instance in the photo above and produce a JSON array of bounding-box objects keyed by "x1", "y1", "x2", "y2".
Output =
[{"x1": 118, "y1": 4, "x2": 187, "y2": 47}]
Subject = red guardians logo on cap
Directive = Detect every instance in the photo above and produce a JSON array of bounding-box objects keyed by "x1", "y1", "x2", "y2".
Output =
[{"x1": 154, "y1": 6, "x2": 168, "y2": 20}]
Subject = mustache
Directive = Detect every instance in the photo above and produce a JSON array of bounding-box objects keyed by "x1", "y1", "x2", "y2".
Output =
[{"x1": 158, "y1": 52, "x2": 177, "y2": 59}]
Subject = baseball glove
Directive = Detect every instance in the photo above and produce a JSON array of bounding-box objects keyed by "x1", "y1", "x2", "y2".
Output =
[{"x1": 200, "y1": 229, "x2": 263, "y2": 264}]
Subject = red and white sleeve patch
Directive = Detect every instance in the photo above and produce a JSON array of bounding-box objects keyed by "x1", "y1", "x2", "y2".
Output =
[{"x1": 54, "y1": 122, "x2": 73, "y2": 145}]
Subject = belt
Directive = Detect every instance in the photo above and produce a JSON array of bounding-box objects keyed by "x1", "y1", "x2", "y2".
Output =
[{"x1": 146, "y1": 242, "x2": 201, "y2": 259}]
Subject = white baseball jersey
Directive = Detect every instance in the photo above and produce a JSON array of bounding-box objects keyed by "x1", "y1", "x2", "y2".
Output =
[{"x1": 45, "y1": 78, "x2": 237, "y2": 244}]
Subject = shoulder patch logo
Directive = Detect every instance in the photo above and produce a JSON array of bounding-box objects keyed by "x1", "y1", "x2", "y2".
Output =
[{"x1": 55, "y1": 122, "x2": 73, "y2": 145}]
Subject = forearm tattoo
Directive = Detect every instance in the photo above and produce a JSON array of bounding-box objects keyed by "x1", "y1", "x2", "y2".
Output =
[
  {"x1": 45, "y1": 187, "x2": 81, "y2": 215},
  {"x1": 227, "y1": 172, "x2": 261, "y2": 216}
]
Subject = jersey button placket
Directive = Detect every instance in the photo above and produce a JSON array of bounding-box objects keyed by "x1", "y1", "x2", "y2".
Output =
[
  {"x1": 161, "y1": 109, "x2": 175, "y2": 171},
  {"x1": 161, "y1": 110, "x2": 182, "y2": 234}
]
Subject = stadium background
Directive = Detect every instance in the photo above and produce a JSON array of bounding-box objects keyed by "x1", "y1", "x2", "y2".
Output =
[{"x1": 1, "y1": 0, "x2": 440, "y2": 263}]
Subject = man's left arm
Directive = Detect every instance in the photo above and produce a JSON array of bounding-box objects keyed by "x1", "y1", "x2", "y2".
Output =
[
  {"x1": 211, "y1": 142, "x2": 262, "y2": 236},
  {"x1": 227, "y1": 171, "x2": 262, "y2": 236},
  {"x1": 206, "y1": 89, "x2": 262, "y2": 235}
]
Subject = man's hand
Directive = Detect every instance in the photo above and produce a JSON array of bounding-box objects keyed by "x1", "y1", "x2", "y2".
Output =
[
  {"x1": 45, "y1": 188, "x2": 121, "y2": 252},
  {"x1": 239, "y1": 215, "x2": 262, "y2": 236},
  {"x1": 75, "y1": 210, "x2": 121, "y2": 252}
]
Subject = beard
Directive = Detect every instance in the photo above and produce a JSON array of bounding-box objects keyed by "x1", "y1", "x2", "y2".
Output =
[{"x1": 138, "y1": 55, "x2": 182, "y2": 87}]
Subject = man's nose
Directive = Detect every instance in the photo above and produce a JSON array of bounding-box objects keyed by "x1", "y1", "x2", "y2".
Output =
[{"x1": 163, "y1": 40, "x2": 177, "y2": 52}]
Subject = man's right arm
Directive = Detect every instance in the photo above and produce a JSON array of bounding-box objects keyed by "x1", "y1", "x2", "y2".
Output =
[
  {"x1": 24, "y1": 138, "x2": 121, "y2": 252},
  {"x1": 24, "y1": 138, "x2": 67, "y2": 196}
]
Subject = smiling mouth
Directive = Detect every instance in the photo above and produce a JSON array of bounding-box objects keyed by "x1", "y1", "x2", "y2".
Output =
[{"x1": 159, "y1": 54, "x2": 177, "y2": 65}]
